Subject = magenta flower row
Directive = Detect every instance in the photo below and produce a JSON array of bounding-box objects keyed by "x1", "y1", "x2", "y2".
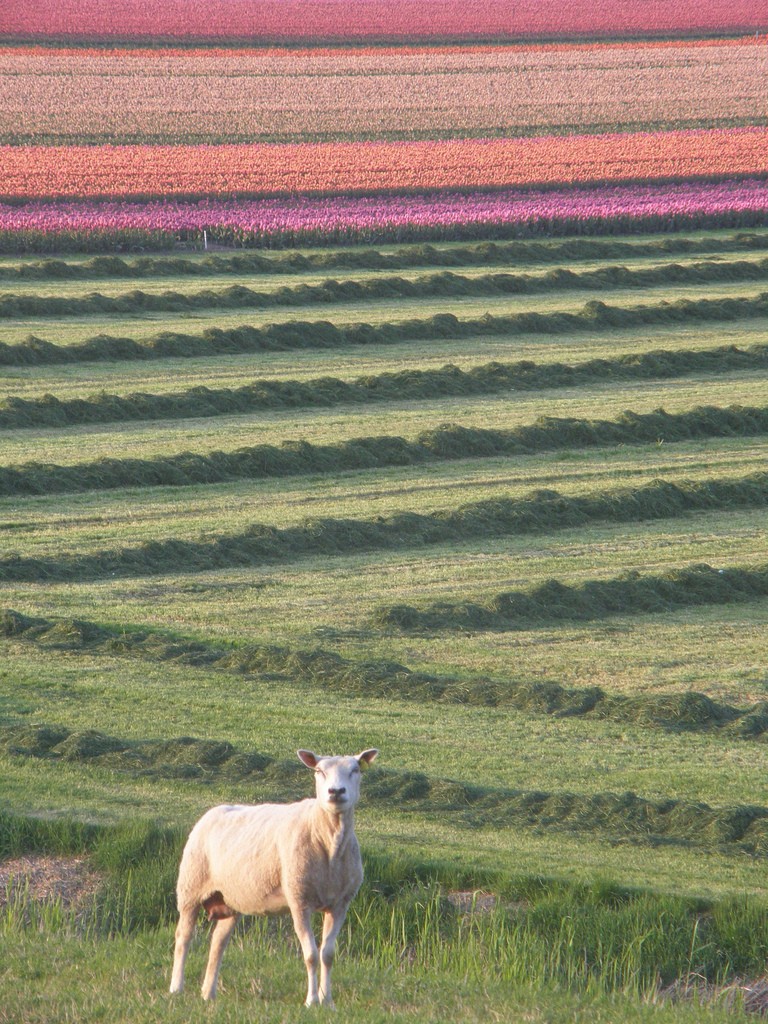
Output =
[{"x1": 2, "y1": 178, "x2": 766, "y2": 243}]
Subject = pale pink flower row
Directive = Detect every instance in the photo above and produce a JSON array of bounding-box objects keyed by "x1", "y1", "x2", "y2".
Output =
[{"x1": 2, "y1": 41, "x2": 764, "y2": 143}]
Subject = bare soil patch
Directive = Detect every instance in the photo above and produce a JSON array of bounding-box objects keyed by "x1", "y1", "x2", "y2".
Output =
[{"x1": 0, "y1": 853, "x2": 102, "y2": 909}]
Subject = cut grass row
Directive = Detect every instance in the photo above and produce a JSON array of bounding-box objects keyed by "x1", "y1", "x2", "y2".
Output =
[
  {"x1": 2, "y1": 471, "x2": 767, "y2": 580},
  {"x1": 2, "y1": 342, "x2": 767, "y2": 430},
  {"x1": 4, "y1": 292, "x2": 768, "y2": 364},
  {"x1": 4, "y1": 634, "x2": 768, "y2": 868},
  {"x1": 6, "y1": 253, "x2": 768, "y2": 304},
  {"x1": 1, "y1": 230, "x2": 767, "y2": 281},
  {"x1": 5, "y1": 257, "x2": 768, "y2": 312},
  {"x1": 2, "y1": 436, "x2": 763, "y2": 573},
  {"x1": 377, "y1": 562, "x2": 768, "y2": 632},
  {"x1": 4, "y1": 258, "x2": 768, "y2": 321},
  {"x1": 4, "y1": 718, "x2": 768, "y2": 856},
  {"x1": 3, "y1": 497, "x2": 767, "y2": 699},
  {"x1": 3, "y1": 318, "x2": 767, "y2": 407},
  {"x1": 3, "y1": 404, "x2": 767, "y2": 497},
  {"x1": 4, "y1": 607, "x2": 768, "y2": 746}
]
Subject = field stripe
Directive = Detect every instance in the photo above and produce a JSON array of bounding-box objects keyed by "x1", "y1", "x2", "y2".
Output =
[
  {"x1": 4, "y1": 128, "x2": 767, "y2": 200},
  {"x1": 4, "y1": 180, "x2": 767, "y2": 249},
  {"x1": 3, "y1": 42, "x2": 762, "y2": 148},
  {"x1": 3, "y1": 293, "x2": 768, "y2": 366},
  {"x1": 3, "y1": 343, "x2": 767, "y2": 430},
  {"x1": 4, "y1": 0, "x2": 765, "y2": 44},
  {"x1": 4, "y1": 258, "x2": 768, "y2": 320},
  {"x1": 3, "y1": 406, "x2": 768, "y2": 498},
  {"x1": 1, "y1": 473, "x2": 766, "y2": 580},
  {"x1": 2, "y1": 231, "x2": 768, "y2": 282},
  {"x1": 377, "y1": 563, "x2": 768, "y2": 633},
  {"x1": 4, "y1": 608, "x2": 768, "y2": 741},
  {"x1": 2, "y1": 716, "x2": 767, "y2": 853}
]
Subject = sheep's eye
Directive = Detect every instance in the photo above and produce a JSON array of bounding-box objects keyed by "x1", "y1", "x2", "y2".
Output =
[{"x1": 315, "y1": 769, "x2": 326, "y2": 778}]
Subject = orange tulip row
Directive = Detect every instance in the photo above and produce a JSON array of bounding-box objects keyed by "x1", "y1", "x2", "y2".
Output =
[{"x1": 3, "y1": 128, "x2": 767, "y2": 201}]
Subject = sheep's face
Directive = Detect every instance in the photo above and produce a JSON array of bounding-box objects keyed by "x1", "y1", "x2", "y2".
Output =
[{"x1": 298, "y1": 749, "x2": 378, "y2": 815}]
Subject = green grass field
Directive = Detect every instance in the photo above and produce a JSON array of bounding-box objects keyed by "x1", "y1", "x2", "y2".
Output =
[{"x1": 2, "y1": 227, "x2": 768, "y2": 1022}]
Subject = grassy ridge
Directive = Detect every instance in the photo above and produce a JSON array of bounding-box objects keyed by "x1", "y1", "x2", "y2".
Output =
[
  {"x1": 2, "y1": 405, "x2": 767, "y2": 498},
  {"x1": 3, "y1": 343, "x2": 768, "y2": 429},
  {"x1": 3, "y1": 803, "x2": 767, "y2": 1019},
  {"x1": 4, "y1": 258, "x2": 768, "y2": 320},
  {"x1": 4, "y1": 292, "x2": 768, "y2": 365},
  {"x1": 2, "y1": 473, "x2": 767, "y2": 580},
  {"x1": 5, "y1": 608, "x2": 768, "y2": 740},
  {"x1": 2, "y1": 232, "x2": 768, "y2": 281}
]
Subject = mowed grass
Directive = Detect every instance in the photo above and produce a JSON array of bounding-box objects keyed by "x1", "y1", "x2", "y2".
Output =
[
  {"x1": 2, "y1": 318, "x2": 768, "y2": 405},
  {"x1": 2, "y1": 227, "x2": 768, "y2": 1020},
  {"x1": 1, "y1": 275, "x2": 766, "y2": 349},
  {"x1": 2, "y1": 372, "x2": 768, "y2": 466}
]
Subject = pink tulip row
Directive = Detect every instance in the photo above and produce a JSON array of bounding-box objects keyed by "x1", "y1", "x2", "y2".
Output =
[
  {"x1": 2, "y1": 178, "x2": 766, "y2": 247},
  {"x1": 2, "y1": 0, "x2": 766, "y2": 42}
]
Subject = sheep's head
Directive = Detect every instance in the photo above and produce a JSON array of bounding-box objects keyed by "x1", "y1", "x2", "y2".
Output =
[{"x1": 298, "y1": 749, "x2": 378, "y2": 814}]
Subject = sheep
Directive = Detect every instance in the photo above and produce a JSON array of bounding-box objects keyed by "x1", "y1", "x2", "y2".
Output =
[{"x1": 169, "y1": 747, "x2": 379, "y2": 1007}]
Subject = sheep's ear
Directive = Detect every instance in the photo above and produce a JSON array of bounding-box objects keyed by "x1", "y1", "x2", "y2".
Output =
[
  {"x1": 297, "y1": 750, "x2": 319, "y2": 769},
  {"x1": 356, "y1": 749, "x2": 379, "y2": 768}
]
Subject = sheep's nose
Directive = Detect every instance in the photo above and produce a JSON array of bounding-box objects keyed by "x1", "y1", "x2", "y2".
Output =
[{"x1": 328, "y1": 787, "x2": 346, "y2": 800}]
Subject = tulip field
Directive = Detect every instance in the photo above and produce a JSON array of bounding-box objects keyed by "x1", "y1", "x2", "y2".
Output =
[
  {"x1": 2, "y1": 5, "x2": 768, "y2": 1024},
  {"x1": 1, "y1": 0, "x2": 766, "y2": 43},
  {"x1": 1, "y1": 41, "x2": 765, "y2": 146}
]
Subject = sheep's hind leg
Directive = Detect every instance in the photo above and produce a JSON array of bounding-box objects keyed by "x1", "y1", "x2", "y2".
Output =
[
  {"x1": 170, "y1": 904, "x2": 197, "y2": 994},
  {"x1": 201, "y1": 914, "x2": 239, "y2": 1000}
]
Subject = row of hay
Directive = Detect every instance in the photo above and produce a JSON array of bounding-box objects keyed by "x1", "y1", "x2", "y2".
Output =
[
  {"x1": 3, "y1": 343, "x2": 767, "y2": 429},
  {"x1": 3, "y1": 231, "x2": 768, "y2": 282},
  {"x1": 2, "y1": 473, "x2": 768, "y2": 581},
  {"x1": 4, "y1": 258, "x2": 768, "y2": 320},
  {"x1": 3, "y1": 718, "x2": 768, "y2": 855},
  {"x1": 4, "y1": 293, "x2": 768, "y2": 366},
  {"x1": 3, "y1": 608, "x2": 768, "y2": 739},
  {"x1": 3, "y1": 405, "x2": 767, "y2": 499},
  {"x1": 377, "y1": 563, "x2": 768, "y2": 633}
]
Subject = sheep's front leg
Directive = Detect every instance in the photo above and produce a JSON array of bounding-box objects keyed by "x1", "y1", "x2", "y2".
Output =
[
  {"x1": 291, "y1": 906, "x2": 320, "y2": 1006},
  {"x1": 201, "y1": 914, "x2": 239, "y2": 1000},
  {"x1": 319, "y1": 904, "x2": 349, "y2": 1008},
  {"x1": 170, "y1": 904, "x2": 197, "y2": 994}
]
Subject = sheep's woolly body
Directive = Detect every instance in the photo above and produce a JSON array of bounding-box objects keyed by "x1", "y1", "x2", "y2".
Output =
[
  {"x1": 179, "y1": 798, "x2": 364, "y2": 918},
  {"x1": 170, "y1": 748, "x2": 377, "y2": 1008}
]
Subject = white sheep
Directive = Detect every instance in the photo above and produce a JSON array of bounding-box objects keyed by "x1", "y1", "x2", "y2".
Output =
[{"x1": 169, "y1": 747, "x2": 379, "y2": 1007}]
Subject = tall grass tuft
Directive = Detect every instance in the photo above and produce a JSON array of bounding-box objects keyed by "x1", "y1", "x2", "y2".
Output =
[{"x1": 345, "y1": 879, "x2": 765, "y2": 997}]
